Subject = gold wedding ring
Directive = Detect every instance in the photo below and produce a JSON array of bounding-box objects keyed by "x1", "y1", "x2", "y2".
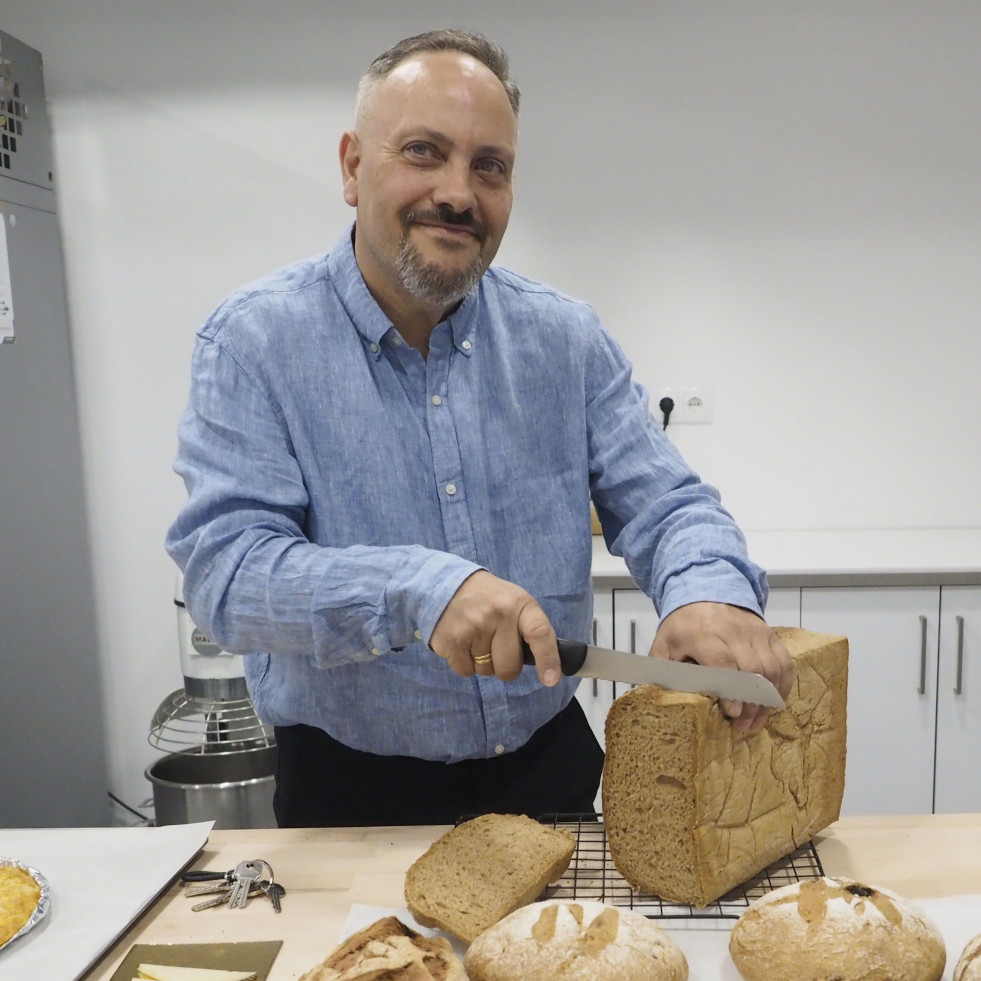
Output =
[{"x1": 471, "y1": 653, "x2": 493, "y2": 666}]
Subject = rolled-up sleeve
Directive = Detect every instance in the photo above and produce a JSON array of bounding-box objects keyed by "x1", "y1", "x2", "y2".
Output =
[
  {"x1": 166, "y1": 329, "x2": 479, "y2": 667},
  {"x1": 584, "y1": 321, "x2": 768, "y2": 620}
]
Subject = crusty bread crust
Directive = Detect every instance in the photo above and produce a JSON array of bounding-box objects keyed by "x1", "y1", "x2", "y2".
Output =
[
  {"x1": 464, "y1": 899, "x2": 688, "y2": 981},
  {"x1": 298, "y1": 915, "x2": 466, "y2": 981},
  {"x1": 404, "y1": 813, "x2": 575, "y2": 944},
  {"x1": 729, "y1": 877, "x2": 946, "y2": 981},
  {"x1": 955, "y1": 932, "x2": 981, "y2": 981},
  {"x1": 602, "y1": 627, "x2": 848, "y2": 906}
]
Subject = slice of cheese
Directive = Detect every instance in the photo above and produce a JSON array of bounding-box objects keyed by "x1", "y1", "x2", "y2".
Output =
[{"x1": 136, "y1": 965, "x2": 257, "y2": 981}]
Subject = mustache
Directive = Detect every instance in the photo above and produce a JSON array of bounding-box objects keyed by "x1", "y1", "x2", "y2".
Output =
[{"x1": 405, "y1": 206, "x2": 487, "y2": 243}]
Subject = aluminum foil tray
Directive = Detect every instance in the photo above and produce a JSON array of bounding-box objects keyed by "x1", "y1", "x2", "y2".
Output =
[{"x1": 0, "y1": 857, "x2": 51, "y2": 952}]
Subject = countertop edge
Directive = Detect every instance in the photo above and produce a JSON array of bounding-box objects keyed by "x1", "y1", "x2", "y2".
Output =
[{"x1": 591, "y1": 528, "x2": 981, "y2": 587}]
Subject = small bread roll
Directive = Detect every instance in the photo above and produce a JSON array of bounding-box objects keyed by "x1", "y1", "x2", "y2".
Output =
[
  {"x1": 464, "y1": 899, "x2": 688, "y2": 981},
  {"x1": 729, "y1": 877, "x2": 946, "y2": 981},
  {"x1": 955, "y1": 932, "x2": 981, "y2": 981}
]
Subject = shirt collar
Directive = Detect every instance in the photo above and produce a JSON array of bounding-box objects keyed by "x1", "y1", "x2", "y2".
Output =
[{"x1": 328, "y1": 222, "x2": 480, "y2": 360}]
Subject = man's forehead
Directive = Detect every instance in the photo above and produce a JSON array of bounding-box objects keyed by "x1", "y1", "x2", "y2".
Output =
[
  {"x1": 374, "y1": 50, "x2": 513, "y2": 113},
  {"x1": 387, "y1": 50, "x2": 489, "y2": 86},
  {"x1": 359, "y1": 50, "x2": 517, "y2": 147}
]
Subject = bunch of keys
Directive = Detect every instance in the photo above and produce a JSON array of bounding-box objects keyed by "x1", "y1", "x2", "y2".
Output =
[{"x1": 180, "y1": 858, "x2": 285, "y2": 912}]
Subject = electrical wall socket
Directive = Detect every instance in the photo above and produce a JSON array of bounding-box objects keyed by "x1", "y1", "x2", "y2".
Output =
[
  {"x1": 655, "y1": 387, "x2": 714, "y2": 425},
  {"x1": 681, "y1": 387, "x2": 714, "y2": 423}
]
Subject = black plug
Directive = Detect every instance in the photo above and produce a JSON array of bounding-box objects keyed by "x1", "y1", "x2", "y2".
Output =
[{"x1": 658, "y1": 396, "x2": 675, "y2": 430}]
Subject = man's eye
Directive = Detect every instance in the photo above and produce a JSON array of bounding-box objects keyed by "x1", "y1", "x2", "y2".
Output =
[
  {"x1": 406, "y1": 143, "x2": 434, "y2": 158},
  {"x1": 476, "y1": 158, "x2": 506, "y2": 176}
]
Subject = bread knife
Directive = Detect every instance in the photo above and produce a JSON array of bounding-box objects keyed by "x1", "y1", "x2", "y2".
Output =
[{"x1": 521, "y1": 638, "x2": 785, "y2": 708}]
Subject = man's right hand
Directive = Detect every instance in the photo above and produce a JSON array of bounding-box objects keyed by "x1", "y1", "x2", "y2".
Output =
[{"x1": 428, "y1": 570, "x2": 561, "y2": 687}]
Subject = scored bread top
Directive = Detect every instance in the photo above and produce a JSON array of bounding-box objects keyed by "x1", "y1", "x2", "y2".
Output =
[
  {"x1": 955, "y1": 932, "x2": 981, "y2": 981},
  {"x1": 729, "y1": 877, "x2": 946, "y2": 981},
  {"x1": 404, "y1": 813, "x2": 575, "y2": 944},
  {"x1": 463, "y1": 900, "x2": 688, "y2": 981}
]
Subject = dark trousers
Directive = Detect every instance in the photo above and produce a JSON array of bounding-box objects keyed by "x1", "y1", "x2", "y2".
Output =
[{"x1": 273, "y1": 698, "x2": 604, "y2": 827}]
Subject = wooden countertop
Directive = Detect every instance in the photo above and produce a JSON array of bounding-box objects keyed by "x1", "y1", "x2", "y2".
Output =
[{"x1": 83, "y1": 814, "x2": 981, "y2": 981}]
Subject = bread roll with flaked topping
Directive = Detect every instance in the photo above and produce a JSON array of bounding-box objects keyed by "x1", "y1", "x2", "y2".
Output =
[
  {"x1": 955, "y1": 932, "x2": 981, "y2": 981},
  {"x1": 298, "y1": 915, "x2": 465, "y2": 981},
  {"x1": 728, "y1": 877, "x2": 946, "y2": 981},
  {"x1": 464, "y1": 899, "x2": 688, "y2": 981}
]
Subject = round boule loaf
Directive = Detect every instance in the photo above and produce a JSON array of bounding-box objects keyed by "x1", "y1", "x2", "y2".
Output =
[
  {"x1": 463, "y1": 899, "x2": 688, "y2": 981},
  {"x1": 729, "y1": 876, "x2": 946, "y2": 981},
  {"x1": 955, "y1": 932, "x2": 981, "y2": 981}
]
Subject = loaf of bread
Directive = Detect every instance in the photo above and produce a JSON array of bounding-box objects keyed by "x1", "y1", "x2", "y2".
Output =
[
  {"x1": 463, "y1": 899, "x2": 688, "y2": 981},
  {"x1": 297, "y1": 915, "x2": 466, "y2": 981},
  {"x1": 404, "y1": 813, "x2": 575, "y2": 943},
  {"x1": 728, "y1": 877, "x2": 946, "y2": 981},
  {"x1": 955, "y1": 932, "x2": 981, "y2": 981},
  {"x1": 602, "y1": 626, "x2": 848, "y2": 906}
]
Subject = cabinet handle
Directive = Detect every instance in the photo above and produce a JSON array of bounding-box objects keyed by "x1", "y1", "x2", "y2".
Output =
[
  {"x1": 591, "y1": 619, "x2": 598, "y2": 697},
  {"x1": 955, "y1": 615, "x2": 965, "y2": 696},
  {"x1": 628, "y1": 620, "x2": 638, "y2": 690},
  {"x1": 918, "y1": 615, "x2": 928, "y2": 695}
]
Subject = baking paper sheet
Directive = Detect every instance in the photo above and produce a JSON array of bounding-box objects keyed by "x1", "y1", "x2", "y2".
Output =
[
  {"x1": 0, "y1": 821, "x2": 213, "y2": 981},
  {"x1": 344, "y1": 895, "x2": 981, "y2": 980}
]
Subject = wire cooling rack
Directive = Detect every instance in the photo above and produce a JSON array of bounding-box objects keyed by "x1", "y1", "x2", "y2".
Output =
[{"x1": 537, "y1": 813, "x2": 826, "y2": 921}]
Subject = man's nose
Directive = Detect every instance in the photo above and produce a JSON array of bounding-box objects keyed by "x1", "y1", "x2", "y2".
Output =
[{"x1": 432, "y1": 159, "x2": 477, "y2": 214}]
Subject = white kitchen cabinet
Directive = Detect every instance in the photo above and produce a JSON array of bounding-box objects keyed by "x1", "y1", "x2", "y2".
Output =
[
  {"x1": 575, "y1": 586, "x2": 615, "y2": 751},
  {"x1": 934, "y1": 586, "x2": 981, "y2": 813},
  {"x1": 800, "y1": 586, "x2": 941, "y2": 816}
]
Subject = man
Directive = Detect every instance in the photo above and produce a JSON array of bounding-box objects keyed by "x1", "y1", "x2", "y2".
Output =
[{"x1": 166, "y1": 29, "x2": 793, "y2": 827}]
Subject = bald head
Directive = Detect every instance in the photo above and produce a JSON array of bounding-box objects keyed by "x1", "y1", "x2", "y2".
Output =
[{"x1": 355, "y1": 28, "x2": 520, "y2": 129}]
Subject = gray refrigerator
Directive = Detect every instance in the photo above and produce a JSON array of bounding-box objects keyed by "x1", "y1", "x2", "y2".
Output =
[{"x1": 0, "y1": 28, "x2": 108, "y2": 826}]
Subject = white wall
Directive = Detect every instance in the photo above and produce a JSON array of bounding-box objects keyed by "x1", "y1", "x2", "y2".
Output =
[{"x1": 2, "y1": 1, "x2": 979, "y2": 817}]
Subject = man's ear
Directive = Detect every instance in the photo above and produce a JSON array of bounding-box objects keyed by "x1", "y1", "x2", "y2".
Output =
[{"x1": 339, "y1": 131, "x2": 361, "y2": 207}]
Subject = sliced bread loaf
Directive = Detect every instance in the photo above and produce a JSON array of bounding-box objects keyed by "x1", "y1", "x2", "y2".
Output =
[
  {"x1": 404, "y1": 813, "x2": 576, "y2": 943},
  {"x1": 602, "y1": 626, "x2": 848, "y2": 907}
]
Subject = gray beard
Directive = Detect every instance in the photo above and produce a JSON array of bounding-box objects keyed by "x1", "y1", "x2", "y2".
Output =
[{"x1": 395, "y1": 234, "x2": 484, "y2": 306}]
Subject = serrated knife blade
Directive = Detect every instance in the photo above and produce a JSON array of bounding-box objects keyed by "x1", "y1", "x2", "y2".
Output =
[{"x1": 522, "y1": 638, "x2": 785, "y2": 708}]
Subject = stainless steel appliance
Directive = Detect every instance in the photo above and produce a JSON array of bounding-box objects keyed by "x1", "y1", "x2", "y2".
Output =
[{"x1": 145, "y1": 575, "x2": 277, "y2": 828}]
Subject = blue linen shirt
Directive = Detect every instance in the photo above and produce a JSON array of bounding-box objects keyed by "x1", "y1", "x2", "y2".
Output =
[{"x1": 166, "y1": 225, "x2": 768, "y2": 763}]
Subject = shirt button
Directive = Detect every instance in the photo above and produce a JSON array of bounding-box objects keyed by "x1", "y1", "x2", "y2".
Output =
[
  {"x1": 393, "y1": 335, "x2": 403, "y2": 345},
  {"x1": 369, "y1": 342, "x2": 378, "y2": 353},
  {"x1": 371, "y1": 647, "x2": 381, "y2": 656},
  {"x1": 445, "y1": 483, "x2": 457, "y2": 496},
  {"x1": 494, "y1": 744, "x2": 505, "y2": 755},
  {"x1": 462, "y1": 340, "x2": 472, "y2": 351},
  {"x1": 414, "y1": 629, "x2": 423, "y2": 640},
  {"x1": 431, "y1": 394, "x2": 442, "y2": 406}
]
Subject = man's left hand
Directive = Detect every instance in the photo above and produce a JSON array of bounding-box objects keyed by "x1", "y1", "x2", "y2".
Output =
[{"x1": 648, "y1": 602, "x2": 794, "y2": 732}]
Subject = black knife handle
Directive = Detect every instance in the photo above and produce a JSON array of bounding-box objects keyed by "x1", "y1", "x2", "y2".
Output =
[{"x1": 521, "y1": 637, "x2": 588, "y2": 676}]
